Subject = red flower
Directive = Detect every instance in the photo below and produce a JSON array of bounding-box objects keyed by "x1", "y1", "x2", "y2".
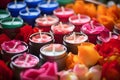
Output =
[
  {"x1": 95, "y1": 39, "x2": 120, "y2": 58},
  {"x1": 101, "y1": 60, "x2": 120, "y2": 80},
  {"x1": 0, "y1": 60, "x2": 13, "y2": 80}
]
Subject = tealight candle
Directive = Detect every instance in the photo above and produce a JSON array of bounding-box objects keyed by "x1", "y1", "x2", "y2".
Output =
[
  {"x1": 25, "y1": 0, "x2": 42, "y2": 8},
  {"x1": 0, "y1": 10, "x2": 10, "y2": 21},
  {"x1": 63, "y1": 32, "x2": 88, "y2": 54},
  {"x1": 97, "y1": 31, "x2": 118, "y2": 44},
  {"x1": 69, "y1": 14, "x2": 91, "y2": 32},
  {"x1": 35, "y1": 14, "x2": 59, "y2": 32},
  {"x1": 57, "y1": 0, "x2": 73, "y2": 6},
  {"x1": 7, "y1": 1, "x2": 26, "y2": 17},
  {"x1": 51, "y1": 22, "x2": 75, "y2": 44},
  {"x1": 38, "y1": 0, "x2": 59, "y2": 15},
  {"x1": 40, "y1": 43, "x2": 67, "y2": 71},
  {"x1": 1, "y1": 40, "x2": 28, "y2": 62},
  {"x1": 29, "y1": 31, "x2": 54, "y2": 57},
  {"x1": 10, "y1": 53, "x2": 40, "y2": 80},
  {"x1": 53, "y1": 7, "x2": 74, "y2": 22},
  {"x1": 1, "y1": 17, "x2": 23, "y2": 39},
  {"x1": 19, "y1": 8, "x2": 40, "y2": 27},
  {"x1": 81, "y1": 20, "x2": 105, "y2": 44}
]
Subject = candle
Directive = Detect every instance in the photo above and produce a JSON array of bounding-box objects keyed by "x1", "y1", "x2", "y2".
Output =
[
  {"x1": 63, "y1": 32, "x2": 88, "y2": 54},
  {"x1": 1, "y1": 40, "x2": 28, "y2": 62},
  {"x1": 0, "y1": 10, "x2": 10, "y2": 21},
  {"x1": 57, "y1": 0, "x2": 73, "y2": 6},
  {"x1": 40, "y1": 43, "x2": 67, "y2": 70},
  {"x1": 7, "y1": 1, "x2": 26, "y2": 17},
  {"x1": 97, "y1": 31, "x2": 118, "y2": 43},
  {"x1": 29, "y1": 32, "x2": 54, "y2": 57},
  {"x1": 19, "y1": 8, "x2": 40, "y2": 27},
  {"x1": 69, "y1": 14, "x2": 91, "y2": 32},
  {"x1": 35, "y1": 15, "x2": 59, "y2": 32},
  {"x1": 38, "y1": 0, "x2": 59, "y2": 15},
  {"x1": 25, "y1": 0, "x2": 42, "y2": 8},
  {"x1": 81, "y1": 20, "x2": 105, "y2": 44},
  {"x1": 113, "y1": 23, "x2": 120, "y2": 34},
  {"x1": 53, "y1": 7, "x2": 74, "y2": 22},
  {"x1": 10, "y1": 53, "x2": 39, "y2": 79},
  {"x1": 1, "y1": 17, "x2": 23, "y2": 39},
  {"x1": 51, "y1": 22, "x2": 75, "y2": 44}
]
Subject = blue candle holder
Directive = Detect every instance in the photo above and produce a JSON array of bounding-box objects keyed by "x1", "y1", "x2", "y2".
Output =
[
  {"x1": 38, "y1": 1, "x2": 59, "y2": 15},
  {"x1": 7, "y1": 1, "x2": 26, "y2": 17},
  {"x1": 19, "y1": 8, "x2": 41, "y2": 27},
  {"x1": 25, "y1": 0, "x2": 42, "y2": 8}
]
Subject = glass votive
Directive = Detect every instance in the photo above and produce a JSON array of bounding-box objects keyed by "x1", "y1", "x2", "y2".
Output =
[
  {"x1": 19, "y1": 8, "x2": 41, "y2": 27},
  {"x1": 29, "y1": 32, "x2": 54, "y2": 57},
  {"x1": 1, "y1": 40, "x2": 28, "y2": 62},
  {"x1": 7, "y1": 1, "x2": 26, "y2": 17},
  {"x1": 35, "y1": 15, "x2": 59, "y2": 32},
  {"x1": 10, "y1": 53, "x2": 40, "y2": 80},
  {"x1": 57, "y1": 0, "x2": 73, "y2": 6},
  {"x1": 81, "y1": 20, "x2": 105, "y2": 44},
  {"x1": 40, "y1": 43, "x2": 67, "y2": 71},
  {"x1": 51, "y1": 22, "x2": 75, "y2": 44},
  {"x1": 69, "y1": 14, "x2": 91, "y2": 32},
  {"x1": 38, "y1": 1, "x2": 59, "y2": 15},
  {"x1": 53, "y1": 7, "x2": 74, "y2": 22},
  {"x1": 25, "y1": 0, "x2": 42, "y2": 8},
  {"x1": 0, "y1": 10, "x2": 10, "y2": 21},
  {"x1": 63, "y1": 32, "x2": 88, "y2": 54},
  {"x1": 1, "y1": 17, "x2": 23, "y2": 39}
]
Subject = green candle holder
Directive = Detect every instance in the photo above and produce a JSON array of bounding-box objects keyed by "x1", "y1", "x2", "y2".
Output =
[
  {"x1": 0, "y1": 10, "x2": 10, "y2": 21},
  {"x1": 57, "y1": 0, "x2": 73, "y2": 6},
  {"x1": 1, "y1": 17, "x2": 23, "y2": 39}
]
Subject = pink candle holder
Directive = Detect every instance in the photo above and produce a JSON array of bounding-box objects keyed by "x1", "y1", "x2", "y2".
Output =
[
  {"x1": 29, "y1": 32, "x2": 54, "y2": 57},
  {"x1": 63, "y1": 32, "x2": 88, "y2": 54},
  {"x1": 35, "y1": 15, "x2": 59, "y2": 32},
  {"x1": 69, "y1": 14, "x2": 91, "y2": 32},
  {"x1": 40, "y1": 43, "x2": 67, "y2": 71},
  {"x1": 10, "y1": 53, "x2": 40, "y2": 80},
  {"x1": 51, "y1": 22, "x2": 75, "y2": 44},
  {"x1": 53, "y1": 7, "x2": 74, "y2": 22},
  {"x1": 1, "y1": 40, "x2": 28, "y2": 62},
  {"x1": 81, "y1": 20, "x2": 105, "y2": 44}
]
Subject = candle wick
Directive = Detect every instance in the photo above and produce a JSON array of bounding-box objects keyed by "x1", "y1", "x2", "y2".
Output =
[
  {"x1": 14, "y1": 0, "x2": 17, "y2": 8},
  {"x1": 73, "y1": 32, "x2": 76, "y2": 42},
  {"x1": 26, "y1": 7, "x2": 30, "y2": 15},
  {"x1": 61, "y1": 6, "x2": 65, "y2": 14},
  {"x1": 39, "y1": 30, "x2": 42, "y2": 40},
  {"x1": 78, "y1": 14, "x2": 81, "y2": 21},
  {"x1": 44, "y1": 14, "x2": 48, "y2": 23},
  {"x1": 109, "y1": 32, "x2": 112, "y2": 39},
  {"x1": 47, "y1": 0, "x2": 51, "y2": 6},
  {"x1": 24, "y1": 54, "x2": 30, "y2": 65},
  {"x1": 60, "y1": 22, "x2": 64, "y2": 30},
  {"x1": 11, "y1": 42, "x2": 18, "y2": 50},
  {"x1": 52, "y1": 44, "x2": 55, "y2": 55},
  {"x1": 90, "y1": 21, "x2": 94, "y2": 29},
  {"x1": 11, "y1": 18, "x2": 15, "y2": 25}
]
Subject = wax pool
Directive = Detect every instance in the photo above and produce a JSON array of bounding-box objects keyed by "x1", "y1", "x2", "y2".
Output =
[
  {"x1": 53, "y1": 7, "x2": 74, "y2": 22},
  {"x1": 69, "y1": 14, "x2": 91, "y2": 32},
  {"x1": 0, "y1": 10, "x2": 10, "y2": 20},
  {"x1": 36, "y1": 15, "x2": 59, "y2": 32},
  {"x1": 51, "y1": 22, "x2": 75, "y2": 43}
]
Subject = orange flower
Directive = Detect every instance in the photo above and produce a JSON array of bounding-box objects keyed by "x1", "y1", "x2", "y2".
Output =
[
  {"x1": 97, "y1": 5, "x2": 107, "y2": 16},
  {"x1": 65, "y1": 3, "x2": 74, "y2": 9}
]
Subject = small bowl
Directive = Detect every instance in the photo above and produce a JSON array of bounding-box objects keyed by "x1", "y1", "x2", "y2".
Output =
[{"x1": 0, "y1": 10, "x2": 10, "y2": 21}]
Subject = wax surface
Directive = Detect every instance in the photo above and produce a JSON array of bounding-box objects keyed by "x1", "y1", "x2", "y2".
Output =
[
  {"x1": 14, "y1": 54, "x2": 39, "y2": 67},
  {"x1": 41, "y1": 44, "x2": 66, "y2": 56},
  {"x1": 0, "y1": 14, "x2": 9, "y2": 19},
  {"x1": 3, "y1": 21, "x2": 22, "y2": 25},
  {"x1": 40, "y1": 3, "x2": 58, "y2": 8},
  {"x1": 23, "y1": 12, "x2": 40, "y2": 16},
  {"x1": 9, "y1": 4, "x2": 25, "y2": 8},
  {"x1": 31, "y1": 34, "x2": 52, "y2": 43}
]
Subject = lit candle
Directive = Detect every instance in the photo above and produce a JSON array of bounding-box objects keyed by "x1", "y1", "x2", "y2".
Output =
[
  {"x1": 53, "y1": 7, "x2": 74, "y2": 22},
  {"x1": 40, "y1": 43, "x2": 67, "y2": 70},
  {"x1": 81, "y1": 20, "x2": 105, "y2": 44},
  {"x1": 63, "y1": 32, "x2": 88, "y2": 54},
  {"x1": 25, "y1": 0, "x2": 42, "y2": 8},
  {"x1": 29, "y1": 32, "x2": 54, "y2": 57},
  {"x1": 35, "y1": 14, "x2": 59, "y2": 32},
  {"x1": 51, "y1": 22, "x2": 75, "y2": 44},
  {"x1": 7, "y1": 1, "x2": 26, "y2": 17},
  {"x1": 19, "y1": 8, "x2": 40, "y2": 27},
  {"x1": 1, "y1": 40, "x2": 28, "y2": 62},
  {"x1": 69, "y1": 14, "x2": 91, "y2": 32},
  {"x1": 38, "y1": 0, "x2": 59, "y2": 15}
]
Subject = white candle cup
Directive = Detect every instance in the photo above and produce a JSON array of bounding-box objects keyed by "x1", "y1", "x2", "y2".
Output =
[
  {"x1": 29, "y1": 32, "x2": 54, "y2": 57},
  {"x1": 63, "y1": 32, "x2": 88, "y2": 54},
  {"x1": 40, "y1": 43, "x2": 67, "y2": 71}
]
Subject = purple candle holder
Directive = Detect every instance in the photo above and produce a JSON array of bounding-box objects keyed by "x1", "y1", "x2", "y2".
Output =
[{"x1": 7, "y1": 1, "x2": 26, "y2": 17}]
